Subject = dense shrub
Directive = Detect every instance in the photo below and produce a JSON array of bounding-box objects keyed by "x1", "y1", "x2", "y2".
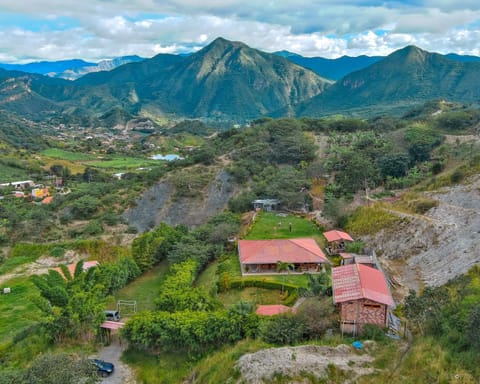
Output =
[
  {"x1": 260, "y1": 314, "x2": 306, "y2": 345},
  {"x1": 407, "y1": 198, "x2": 439, "y2": 214},
  {"x1": 296, "y1": 299, "x2": 336, "y2": 338},
  {"x1": 155, "y1": 260, "x2": 219, "y2": 312},
  {"x1": 97, "y1": 256, "x2": 140, "y2": 294},
  {"x1": 122, "y1": 309, "x2": 259, "y2": 353},
  {"x1": 361, "y1": 324, "x2": 387, "y2": 342},
  {"x1": 70, "y1": 195, "x2": 101, "y2": 219},
  {"x1": 450, "y1": 168, "x2": 465, "y2": 183}
]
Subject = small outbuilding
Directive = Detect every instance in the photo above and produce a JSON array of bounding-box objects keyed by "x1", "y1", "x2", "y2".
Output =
[
  {"x1": 252, "y1": 199, "x2": 280, "y2": 211},
  {"x1": 323, "y1": 230, "x2": 354, "y2": 255},
  {"x1": 332, "y1": 263, "x2": 393, "y2": 335}
]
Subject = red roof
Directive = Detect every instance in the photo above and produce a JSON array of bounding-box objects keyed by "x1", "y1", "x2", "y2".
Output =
[
  {"x1": 332, "y1": 264, "x2": 394, "y2": 306},
  {"x1": 323, "y1": 230, "x2": 354, "y2": 243},
  {"x1": 256, "y1": 305, "x2": 291, "y2": 316},
  {"x1": 238, "y1": 238, "x2": 328, "y2": 265},
  {"x1": 54, "y1": 260, "x2": 99, "y2": 278},
  {"x1": 41, "y1": 196, "x2": 53, "y2": 204},
  {"x1": 101, "y1": 321, "x2": 125, "y2": 330}
]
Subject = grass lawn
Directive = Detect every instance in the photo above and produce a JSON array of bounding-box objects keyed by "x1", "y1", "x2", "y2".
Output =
[
  {"x1": 123, "y1": 338, "x2": 269, "y2": 384},
  {"x1": 106, "y1": 260, "x2": 170, "y2": 313},
  {"x1": 0, "y1": 277, "x2": 42, "y2": 343},
  {"x1": 246, "y1": 212, "x2": 323, "y2": 244},
  {"x1": 194, "y1": 260, "x2": 218, "y2": 292},
  {"x1": 123, "y1": 348, "x2": 193, "y2": 384},
  {"x1": 217, "y1": 287, "x2": 289, "y2": 307},
  {"x1": 264, "y1": 273, "x2": 310, "y2": 289}
]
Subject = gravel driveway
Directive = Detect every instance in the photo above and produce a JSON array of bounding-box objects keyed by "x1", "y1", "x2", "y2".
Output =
[{"x1": 97, "y1": 341, "x2": 137, "y2": 384}]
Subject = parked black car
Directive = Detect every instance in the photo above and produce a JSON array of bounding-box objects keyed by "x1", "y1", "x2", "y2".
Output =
[{"x1": 90, "y1": 359, "x2": 114, "y2": 377}]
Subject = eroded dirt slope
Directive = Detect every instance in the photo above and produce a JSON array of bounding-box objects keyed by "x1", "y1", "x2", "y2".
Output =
[
  {"x1": 367, "y1": 175, "x2": 480, "y2": 291},
  {"x1": 123, "y1": 169, "x2": 237, "y2": 231}
]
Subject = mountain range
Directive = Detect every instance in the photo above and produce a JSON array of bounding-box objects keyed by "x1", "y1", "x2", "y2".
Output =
[
  {"x1": 1, "y1": 37, "x2": 480, "y2": 127},
  {"x1": 0, "y1": 56, "x2": 144, "y2": 80},
  {"x1": 296, "y1": 45, "x2": 480, "y2": 117},
  {"x1": 274, "y1": 51, "x2": 384, "y2": 80},
  {"x1": 4, "y1": 49, "x2": 479, "y2": 83}
]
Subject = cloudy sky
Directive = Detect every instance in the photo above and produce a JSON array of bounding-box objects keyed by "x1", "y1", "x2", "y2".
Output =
[{"x1": 1, "y1": 0, "x2": 480, "y2": 63}]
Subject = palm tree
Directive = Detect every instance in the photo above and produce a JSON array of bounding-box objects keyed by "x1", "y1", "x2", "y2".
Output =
[{"x1": 277, "y1": 261, "x2": 294, "y2": 294}]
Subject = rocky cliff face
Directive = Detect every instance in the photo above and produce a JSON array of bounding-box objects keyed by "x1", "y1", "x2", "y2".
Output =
[
  {"x1": 123, "y1": 169, "x2": 237, "y2": 232},
  {"x1": 367, "y1": 175, "x2": 480, "y2": 292}
]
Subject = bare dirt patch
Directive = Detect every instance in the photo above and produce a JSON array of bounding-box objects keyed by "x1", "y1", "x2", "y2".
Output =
[
  {"x1": 0, "y1": 249, "x2": 88, "y2": 285},
  {"x1": 236, "y1": 344, "x2": 375, "y2": 383}
]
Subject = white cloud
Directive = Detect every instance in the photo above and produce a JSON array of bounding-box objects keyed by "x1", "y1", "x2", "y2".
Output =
[{"x1": 0, "y1": 1, "x2": 480, "y2": 61}]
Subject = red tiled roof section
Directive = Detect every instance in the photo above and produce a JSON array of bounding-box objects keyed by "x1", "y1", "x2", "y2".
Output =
[
  {"x1": 256, "y1": 305, "x2": 292, "y2": 316},
  {"x1": 54, "y1": 260, "x2": 99, "y2": 278},
  {"x1": 238, "y1": 238, "x2": 328, "y2": 264},
  {"x1": 332, "y1": 264, "x2": 394, "y2": 306},
  {"x1": 101, "y1": 321, "x2": 125, "y2": 330},
  {"x1": 323, "y1": 230, "x2": 354, "y2": 243},
  {"x1": 41, "y1": 196, "x2": 53, "y2": 204}
]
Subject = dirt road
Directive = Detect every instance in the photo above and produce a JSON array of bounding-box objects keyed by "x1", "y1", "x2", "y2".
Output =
[{"x1": 97, "y1": 341, "x2": 137, "y2": 384}]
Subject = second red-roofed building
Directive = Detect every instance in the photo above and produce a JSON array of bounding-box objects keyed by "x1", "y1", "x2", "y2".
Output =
[
  {"x1": 332, "y1": 263, "x2": 394, "y2": 335},
  {"x1": 323, "y1": 229, "x2": 354, "y2": 255}
]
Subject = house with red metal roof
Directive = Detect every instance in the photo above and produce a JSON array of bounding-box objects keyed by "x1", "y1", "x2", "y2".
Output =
[
  {"x1": 332, "y1": 263, "x2": 394, "y2": 335},
  {"x1": 238, "y1": 238, "x2": 329, "y2": 275},
  {"x1": 323, "y1": 229, "x2": 354, "y2": 255}
]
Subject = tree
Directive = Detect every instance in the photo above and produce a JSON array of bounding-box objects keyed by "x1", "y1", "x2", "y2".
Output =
[
  {"x1": 70, "y1": 196, "x2": 101, "y2": 219},
  {"x1": 260, "y1": 314, "x2": 306, "y2": 345},
  {"x1": 276, "y1": 261, "x2": 294, "y2": 294},
  {"x1": 404, "y1": 287, "x2": 449, "y2": 335},
  {"x1": 378, "y1": 153, "x2": 410, "y2": 179},
  {"x1": 31, "y1": 266, "x2": 106, "y2": 342},
  {"x1": 334, "y1": 151, "x2": 380, "y2": 194},
  {"x1": 307, "y1": 272, "x2": 329, "y2": 296},
  {"x1": 467, "y1": 303, "x2": 480, "y2": 348},
  {"x1": 155, "y1": 260, "x2": 219, "y2": 312},
  {"x1": 22, "y1": 353, "x2": 98, "y2": 384},
  {"x1": 167, "y1": 235, "x2": 213, "y2": 269},
  {"x1": 296, "y1": 299, "x2": 335, "y2": 338},
  {"x1": 122, "y1": 309, "x2": 258, "y2": 353}
]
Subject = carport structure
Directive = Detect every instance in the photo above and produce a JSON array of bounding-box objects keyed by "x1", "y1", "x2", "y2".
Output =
[{"x1": 100, "y1": 320, "x2": 125, "y2": 344}]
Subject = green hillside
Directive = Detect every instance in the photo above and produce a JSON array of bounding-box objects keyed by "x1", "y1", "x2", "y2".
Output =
[{"x1": 297, "y1": 45, "x2": 480, "y2": 117}]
